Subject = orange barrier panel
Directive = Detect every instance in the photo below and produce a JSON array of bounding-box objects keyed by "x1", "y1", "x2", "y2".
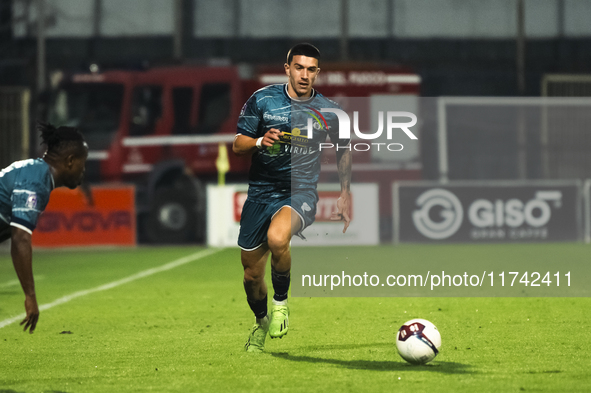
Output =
[{"x1": 32, "y1": 185, "x2": 136, "y2": 247}]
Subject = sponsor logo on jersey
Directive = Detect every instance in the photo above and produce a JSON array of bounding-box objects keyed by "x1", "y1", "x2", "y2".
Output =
[
  {"x1": 263, "y1": 112, "x2": 289, "y2": 123},
  {"x1": 279, "y1": 128, "x2": 312, "y2": 147}
]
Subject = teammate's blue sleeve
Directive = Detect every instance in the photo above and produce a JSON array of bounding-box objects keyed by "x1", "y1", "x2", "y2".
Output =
[
  {"x1": 237, "y1": 94, "x2": 262, "y2": 138},
  {"x1": 10, "y1": 178, "x2": 50, "y2": 234}
]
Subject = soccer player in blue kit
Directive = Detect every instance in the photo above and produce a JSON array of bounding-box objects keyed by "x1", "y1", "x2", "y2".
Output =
[
  {"x1": 0, "y1": 123, "x2": 88, "y2": 333},
  {"x1": 233, "y1": 43, "x2": 352, "y2": 352}
]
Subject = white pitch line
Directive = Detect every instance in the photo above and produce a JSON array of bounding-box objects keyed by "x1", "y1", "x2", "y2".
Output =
[
  {"x1": 0, "y1": 275, "x2": 44, "y2": 289},
  {"x1": 0, "y1": 279, "x2": 20, "y2": 288},
  {"x1": 0, "y1": 248, "x2": 222, "y2": 330}
]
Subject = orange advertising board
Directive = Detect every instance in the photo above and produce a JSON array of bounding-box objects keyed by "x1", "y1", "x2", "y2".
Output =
[{"x1": 32, "y1": 186, "x2": 136, "y2": 247}]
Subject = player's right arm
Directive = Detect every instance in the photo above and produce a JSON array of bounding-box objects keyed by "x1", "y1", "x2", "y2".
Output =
[
  {"x1": 10, "y1": 226, "x2": 39, "y2": 333},
  {"x1": 8, "y1": 172, "x2": 49, "y2": 334},
  {"x1": 233, "y1": 129, "x2": 282, "y2": 156}
]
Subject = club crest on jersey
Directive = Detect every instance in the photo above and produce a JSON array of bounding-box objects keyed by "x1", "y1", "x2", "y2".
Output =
[{"x1": 305, "y1": 106, "x2": 328, "y2": 131}]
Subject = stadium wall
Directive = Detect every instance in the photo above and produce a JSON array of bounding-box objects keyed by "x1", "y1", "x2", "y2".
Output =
[{"x1": 1, "y1": 37, "x2": 591, "y2": 97}]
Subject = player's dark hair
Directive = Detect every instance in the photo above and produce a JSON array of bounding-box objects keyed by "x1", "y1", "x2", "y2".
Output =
[
  {"x1": 287, "y1": 43, "x2": 320, "y2": 65},
  {"x1": 38, "y1": 122, "x2": 86, "y2": 157}
]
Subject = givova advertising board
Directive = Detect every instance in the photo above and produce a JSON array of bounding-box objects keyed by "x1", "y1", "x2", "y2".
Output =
[
  {"x1": 394, "y1": 181, "x2": 582, "y2": 243},
  {"x1": 32, "y1": 186, "x2": 136, "y2": 247}
]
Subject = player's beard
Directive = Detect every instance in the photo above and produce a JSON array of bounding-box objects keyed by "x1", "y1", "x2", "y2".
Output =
[{"x1": 292, "y1": 78, "x2": 312, "y2": 97}]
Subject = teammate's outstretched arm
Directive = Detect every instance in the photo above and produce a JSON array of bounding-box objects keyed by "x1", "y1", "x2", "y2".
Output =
[
  {"x1": 233, "y1": 129, "x2": 283, "y2": 156},
  {"x1": 10, "y1": 226, "x2": 39, "y2": 333},
  {"x1": 331, "y1": 148, "x2": 352, "y2": 233}
]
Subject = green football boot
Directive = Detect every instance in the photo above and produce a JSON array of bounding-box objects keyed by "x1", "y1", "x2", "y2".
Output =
[
  {"x1": 244, "y1": 316, "x2": 269, "y2": 353},
  {"x1": 269, "y1": 304, "x2": 290, "y2": 339}
]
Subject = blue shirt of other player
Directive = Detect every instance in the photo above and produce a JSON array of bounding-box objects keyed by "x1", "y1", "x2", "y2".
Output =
[{"x1": 0, "y1": 159, "x2": 55, "y2": 238}]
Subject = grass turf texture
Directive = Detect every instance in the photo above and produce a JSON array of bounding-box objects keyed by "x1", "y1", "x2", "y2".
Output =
[{"x1": 0, "y1": 244, "x2": 589, "y2": 392}]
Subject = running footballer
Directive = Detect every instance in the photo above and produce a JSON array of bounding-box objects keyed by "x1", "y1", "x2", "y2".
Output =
[{"x1": 233, "y1": 43, "x2": 352, "y2": 352}]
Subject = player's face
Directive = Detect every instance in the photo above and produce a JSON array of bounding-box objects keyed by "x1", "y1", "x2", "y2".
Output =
[
  {"x1": 63, "y1": 146, "x2": 88, "y2": 189},
  {"x1": 285, "y1": 55, "x2": 320, "y2": 98}
]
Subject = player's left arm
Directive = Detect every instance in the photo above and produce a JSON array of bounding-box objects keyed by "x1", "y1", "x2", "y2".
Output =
[{"x1": 331, "y1": 148, "x2": 352, "y2": 233}]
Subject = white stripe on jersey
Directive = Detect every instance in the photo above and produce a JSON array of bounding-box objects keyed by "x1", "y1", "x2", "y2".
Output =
[
  {"x1": 12, "y1": 207, "x2": 42, "y2": 213},
  {"x1": 257, "y1": 95, "x2": 274, "y2": 102},
  {"x1": 10, "y1": 222, "x2": 32, "y2": 235},
  {"x1": 271, "y1": 105, "x2": 291, "y2": 111}
]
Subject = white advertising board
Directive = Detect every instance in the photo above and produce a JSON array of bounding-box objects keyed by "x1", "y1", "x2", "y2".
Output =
[{"x1": 207, "y1": 183, "x2": 379, "y2": 247}]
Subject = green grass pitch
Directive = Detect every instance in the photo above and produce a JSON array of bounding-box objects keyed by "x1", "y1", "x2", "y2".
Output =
[{"x1": 0, "y1": 244, "x2": 590, "y2": 392}]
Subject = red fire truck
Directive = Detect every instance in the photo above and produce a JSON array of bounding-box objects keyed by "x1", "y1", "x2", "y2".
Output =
[{"x1": 47, "y1": 63, "x2": 420, "y2": 243}]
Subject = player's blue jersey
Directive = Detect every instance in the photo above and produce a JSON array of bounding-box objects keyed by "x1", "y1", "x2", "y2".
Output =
[
  {"x1": 0, "y1": 158, "x2": 54, "y2": 235},
  {"x1": 237, "y1": 84, "x2": 348, "y2": 202}
]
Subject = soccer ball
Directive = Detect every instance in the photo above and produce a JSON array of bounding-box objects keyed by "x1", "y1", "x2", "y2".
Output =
[{"x1": 396, "y1": 318, "x2": 441, "y2": 365}]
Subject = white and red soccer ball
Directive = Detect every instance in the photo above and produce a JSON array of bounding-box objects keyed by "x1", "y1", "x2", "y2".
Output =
[{"x1": 396, "y1": 318, "x2": 442, "y2": 365}]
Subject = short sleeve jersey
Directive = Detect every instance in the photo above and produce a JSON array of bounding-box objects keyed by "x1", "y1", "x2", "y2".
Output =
[
  {"x1": 237, "y1": 84, "x2": 348, "y2": 202},
  {"x1": 0, "y1": 158, "x2": 54, "y2": 234}
]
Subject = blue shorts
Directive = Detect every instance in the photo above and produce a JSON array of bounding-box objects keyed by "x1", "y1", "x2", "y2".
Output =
[
  {"x1": 0, "y1": 221, "x2": 10, "y2": 243},
  {"x1": 237, "y1": 190, "x2": 318, "y2": 251}
]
